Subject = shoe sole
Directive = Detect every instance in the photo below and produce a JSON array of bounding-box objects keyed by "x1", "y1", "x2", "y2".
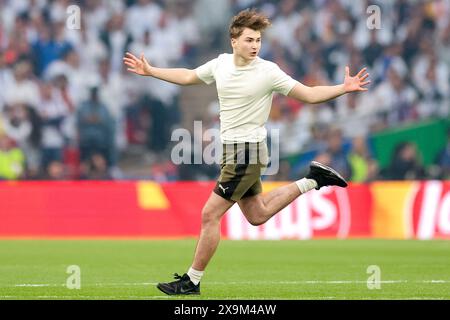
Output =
[
  {"x1": 156, "y1": 284, "x2": 200, "y2": 295},
  {"x1": 310, "y1": 161, "x2": 348, "y2": 187}
]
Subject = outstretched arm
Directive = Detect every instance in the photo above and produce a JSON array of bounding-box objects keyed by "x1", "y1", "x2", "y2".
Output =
[
  {"x1": 288, "y1": 66, "x2": 370, "y2": 104},
  {"x1": 123, "y1": 52, "x2": 204, "y2": 86}
]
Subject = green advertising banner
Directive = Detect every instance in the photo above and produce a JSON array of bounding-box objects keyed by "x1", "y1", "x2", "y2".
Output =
[{"x1": 371, "y1": 119, "x2": 449, "y2": 169}]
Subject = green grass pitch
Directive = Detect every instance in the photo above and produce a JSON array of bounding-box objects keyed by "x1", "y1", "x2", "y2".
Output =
[{"x1": 0, "y1": 239, "x2": 449, "y2": 300}]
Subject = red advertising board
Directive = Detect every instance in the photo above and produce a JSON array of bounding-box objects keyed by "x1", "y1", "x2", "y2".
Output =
[
  {"x1": 411, "y1": 181, "x2": 450, "y2": 239},
  {"x1": 225, "y1": 184, "x2": 372, "y2": 239},
  {"x1": 0, "y1": 181, "x2": 449, "y2": 239}
]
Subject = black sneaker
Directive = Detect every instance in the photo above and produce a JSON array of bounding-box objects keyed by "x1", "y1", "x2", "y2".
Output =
[
  {"x1": 306, "y1": 161, "x2": 348, "y2": 190},
  {"x1": 156, "y1": 273, "x2": 200, "y2": 295}
]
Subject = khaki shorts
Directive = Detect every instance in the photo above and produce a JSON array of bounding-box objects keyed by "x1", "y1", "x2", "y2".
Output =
[{"x1": 213, "y1": 141, "x2": 268, "y2": 202}]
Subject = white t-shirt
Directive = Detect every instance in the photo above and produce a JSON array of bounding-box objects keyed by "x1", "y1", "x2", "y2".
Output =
[{"x1": 196, "y1": 53, "x2": 298, "y2": 143}]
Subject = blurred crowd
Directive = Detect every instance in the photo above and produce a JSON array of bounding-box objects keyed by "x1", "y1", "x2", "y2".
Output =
[
  {"x1": 258, "y1": 0, "x2": 450, "y2": 183},
  {"x1": 0, "y1": 0, "x2": 198, "y2": 179},
  {"x1": 0, "y1": 0, "x2": 449, "y2": 181}
]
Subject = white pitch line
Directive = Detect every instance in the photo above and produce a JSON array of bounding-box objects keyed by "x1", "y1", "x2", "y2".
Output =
[
  {"x1": 14, "y1": 284, "x2": 55, "y2": 287},
  {"x1": 4, "y1": 279, "x2": 450, "y2": 288},
  {"x1": 218, "y1": 280, "x2": 410, "y2": 284}
]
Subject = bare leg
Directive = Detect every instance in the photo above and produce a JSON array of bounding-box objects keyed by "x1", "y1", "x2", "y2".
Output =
[
  {"x1": 191, "y1": 192, "x2": 234, "y2": 271},
  {"x1": 238, "y1": 182, "x2": 301, "y2": 226}
]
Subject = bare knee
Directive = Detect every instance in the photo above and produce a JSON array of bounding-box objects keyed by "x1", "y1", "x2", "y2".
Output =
[
  {"x1": 248, "y1": 216, "x2": 266, "y2": 226},
  {"x1": 239, "y1": 199, "x2": 268, "y2": 226},
  {"x1": 201, "y1": 206, "x2": 221, "y2": 227},
  {"x1": 242, "y1": 210, "x2": 266, "y2": 226}
]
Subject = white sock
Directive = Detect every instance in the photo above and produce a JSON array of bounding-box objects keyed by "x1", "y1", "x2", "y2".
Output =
[
  {"x1": 187, "y1": 267, "x2": 203, "y2": 285},
  {"x1": 295, "y1": 178, "x2": 318, "y2": 194}
]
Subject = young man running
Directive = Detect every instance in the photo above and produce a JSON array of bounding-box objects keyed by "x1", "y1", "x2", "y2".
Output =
[{"x1": 123, "y1": 9, "x2": 370, "y2": 295}]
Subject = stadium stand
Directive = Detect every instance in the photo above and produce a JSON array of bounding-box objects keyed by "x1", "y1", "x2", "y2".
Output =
[{"x1": 0, "y1": 0, "x2": 449, "y2": 181}]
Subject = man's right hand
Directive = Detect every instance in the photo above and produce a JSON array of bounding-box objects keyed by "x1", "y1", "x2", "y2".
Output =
[{"x1": 123, "y1": 52, "x2": 152, "y2": 76}]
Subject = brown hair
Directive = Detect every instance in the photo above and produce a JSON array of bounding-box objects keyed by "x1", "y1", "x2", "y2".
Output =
[{"x1": 229, "y1": 9, "x2": 271, "y2": 39}]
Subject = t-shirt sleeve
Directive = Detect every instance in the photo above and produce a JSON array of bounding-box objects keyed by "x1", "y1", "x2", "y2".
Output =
[
  {"x1": 270, "y1": 64, "x2": 298, "y2": 96},
  {"x1": 195, "y1": 58, "x2": 218, "y2": 85}
]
